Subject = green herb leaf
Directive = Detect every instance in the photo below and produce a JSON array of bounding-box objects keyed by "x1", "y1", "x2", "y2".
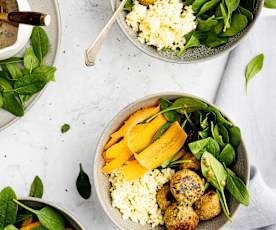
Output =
[
  {"x1": 197, "y1": 16, "x2": 218, "y2": 32},
  {"x1": 170, "y1": 97, "x2": 208, "y2": 114},
  {"x1": 226, "y1": 168, "x2": 249, "y2": 206},
  {"x1": 238, "y1": 6, "x2": 254, "y2": 22},
  {"x1": 224, "y1": 0, "x2": 240, "y2": 31},
  {"x1": 221, "y1": 13, "x2": 248, "y2": 37},
  {"x1": 189, "y1": 137, "x2": 220, "y2": 159},
  {"x1": 192, "y1": 0, "x2": 209, "y2": 13},
  {"x1": 245, "y1": 53, "x2": 264, "y2": 95},
  {"x1": 5, "y1": 63, "x2": 22, "y2": 79},
  {"x1": 76, "y1": 164, "x2": 92, "y2": 200},
  {"x1": 229, "y1": 126, "x2": 241, "y2": 148},
  {"x1": 0, "y1": 57, "x2": 23, "y2": 65},
  {"x1": 206, "y1": 106, "x2": 232, "y2": 126},
  {"x1": 197, "y1": 0, "x2": 221, "y2": 16},
  {"x1": 61, "y1": 124, "x2": 70, "y2": 134},
  {"x1": 177, "y1": 33, "x2": 201, "y2": 57},
  {"x1": 153, "y1": 122, "x2": 172, "y2": 142},
  {"x1": 211, "y1": 122, "x2": 225, "y2": 147},
  {"x1": 198, "y1": 127, "x2": 210, "y2": 139},
  {"x1": 0, "y1": 187, "x2": 18, "y2": 229},
  {"x1": 33, "y1": 66, "x2": 56, "y2": 81},
  {"x1": 264, "y1": 0, "x2": 276, "y2": 8},
  {"x1": 159, "y1": 98, "x2": 180, "y2": 122},
  {"x1": 15, "y1": 212, "x2": 33, "y2": 223},
  {"x1": 31, "y1": 26, "x2": 49, "y2": 64},
  {"x1": 24, "y1": 48, "x2": 39, "y2": 73},
  {"x1": 205, "y1": 32, "x2": 228, "y2": 48},
  {"x1": 29, "y1": 176, "x2": 44, "y2": 198},
  {"x1": 219, "y1": 144, "x2": 235, "y2": 166},
  {"x1": 3, "y1": 225, "x2": 18, "y2": 230},
  {"x1": 13, "y1": 200, "x2": 65, "y2": 230},
  {"x1": 124, "y1": 0, "x2": 134, "y2": 12}
]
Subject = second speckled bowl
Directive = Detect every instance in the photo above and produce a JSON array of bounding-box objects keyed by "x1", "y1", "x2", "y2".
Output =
[
  {"x1": 94, "y1": 92, "x2": 249, "y2": 230},
  {"x1": 111, "y1": 0, "x2": 263, "y2": 63}
]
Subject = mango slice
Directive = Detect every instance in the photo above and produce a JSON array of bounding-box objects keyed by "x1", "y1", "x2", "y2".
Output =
[
  {"x1": 121, "y1": 160, "x2": 148, "y2": 181},
  {"x1": 135, "y1": 122, "x2": 187, "y2": 170},
  {"x1": 104, "y1": 106, "x2": 160, "y2": 150},
  {"x1": 105, "y1": 138, "x2": 131, "y2": 160}
]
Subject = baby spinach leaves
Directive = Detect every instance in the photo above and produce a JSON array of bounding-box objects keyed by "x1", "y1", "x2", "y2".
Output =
[
  {"x1": 264, "y1": 0, "x2": 276, "y2": 8},
  {"x1": 159, "y1": 98, "x2": 179, "y2": 122},
  {"x1": 61, "y1": 124, "x2": 71, "y2": 134},
  {"x1": 124, "y1": 0, "x2": 134, "y2": 12},
  {"x1": 177, "y1": 32, "x2": 201, "y2": 57},
  {"x1": 0, "y1": 187, "x2": 18, "y2": 229},
  {"x1": 76, "y1": 164, "x2": 92, "y2": 200},
  {"x1": 189, "y1": 137, "x2": 220, "y2": 159},
  {"x1": 0, "y1": 26, "x2": 55, "y2": 116},
  {"x1": 245, "y1": 53, "x2": 264, "y2": 95},
  {"x1": 221, "y1": 13, "x2": 248, "y2": 37},
  {"x1": 29, "y1": 176, "x2": 44, "y2": 198},
  {"x1": 13, "y1": 200, "x2": 65, "y2": 230},
  {"x1": 219, "y1": 144, "x2": 235, "y2": 166}
]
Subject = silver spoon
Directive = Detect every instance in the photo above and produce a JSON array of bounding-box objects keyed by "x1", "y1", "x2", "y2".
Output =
[{"x1": 85, "y1": 0, "x2": 128, "y2": 67}]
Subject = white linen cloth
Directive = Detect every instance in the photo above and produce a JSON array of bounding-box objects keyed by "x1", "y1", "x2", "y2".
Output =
[{"x1": 214, "y1": 14, "x2": 276, "y2": 230}]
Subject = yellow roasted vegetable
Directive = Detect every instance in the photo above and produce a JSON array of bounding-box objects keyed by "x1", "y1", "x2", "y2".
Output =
[
  {"x1": 102, "y1": 139, "x2": 133, "y2": 174},
  {"x1": 128, "y1": 115, "x2": 167, "y2": 153},
  {"x1": 135, "y1": 122, "x2": 187, "y2": 170},
  {"x1": 104, "y1": 106, "x2": 160, "y2": 150},
  {"x1": 20, "y1": 222, "x2": 41, "y2": 230},
  {"x1": 121, "y1": 160, "x2": 148, "y2": 180}
]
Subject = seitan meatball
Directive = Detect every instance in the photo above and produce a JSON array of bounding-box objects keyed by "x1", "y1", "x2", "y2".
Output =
[
  {"x1": 164, "y1": 203, "x2": 199, "y2": 230},
  {"x1": 194, "y1": 190, "x2": 222, "y2": 220},
  {"x1": 156, "y1": 183, "x2": 174, "y2": 212},
  {"x1": 180, "y1": 152, "x2": 200, "y2": 171},
  {"x1": 170, "y1": 169, "x2": 204, "y2": 205},
  {"x1": 138, "y1": 0, "x2": 156, "y2": 6}
]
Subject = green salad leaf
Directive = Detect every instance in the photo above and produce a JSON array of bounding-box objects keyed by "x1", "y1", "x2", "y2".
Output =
[
  {"x1": 29, "y1": 176, "x2": 44, "y2": 198},
  {"x1": 76, "y1": 164, "x2": 92, "y2": 200}
]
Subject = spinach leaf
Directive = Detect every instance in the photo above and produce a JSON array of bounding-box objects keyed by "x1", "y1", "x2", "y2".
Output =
[
  {"x1": 0, "y1": 57, "x2": 23, "y2": 65},
  {"x1": 221, "y1": 13, "x2": 248, "y2": 37},
  {"x1": 177, "y1": 32, "x2": 201, "y2": 57},
  {"x1": 29, "y1": 176, "x2": 44, "y2": 198},
  {"x1": 76, "y1": 164, "x2": 92, "y2": 200},
  {"x1": 219, "y1": 144, "x2": 235, "y2": 166},
  {"x1": 199, "y1": 112, "x2": 210, "y2": 129},
  {"x1": 0, "y1": 93, "x2": 3, "y2": 108},
  {"x1": 159, "y1": 98, "x2": 179, "y2": 122},
  {"x1": 31, "y1": 26, "x2": 49, "y2": 64},
  {"x1": 5, "y1": 64, "x2": 22, "y2": 79},
  {"x1": 201, "y1": 152, "x2": 230, "y2": 218},
  {"x1": 4, "y1": 225, "x2": 18, "y2": 230},
  {"x1": 15, "y1": 212, "x2": 33, "y2": 223},
  {"x1": 24, "y1": 48, "x2": 39, "y2": 73},
  {"x1": 245, "y1": 53, "x2": 264, "y2": 95},
  {"x1": 198, "y1": 127, "x2": 209, "y2": 139},
  {"x1": 197, "y1": 0, "x2": 221, "y2": 16},
  {"x1": 197, "y1": 16, "x2": 218, "y2": 32},
  {"x1": 226, "y1": 168, "x2": 249, "y2": 206},
  {"x1": 229, "y1": 126, "x2": 241, "y2": 148},
  {"x1": 124, "y1": 0, "x2": 133, "y2": 12},
  {"x1": 13, "y1": 200, "x2": 65, "y2": 230},
  {"x1": 264, "y1": 0, "x2": 276, "y2": 8},
  {"x1": 205, "y1": 32, "x2": 228, "y2": 48},
  {"x1": 213, "y1": 21, "x2": 224, "y2": 35},
  {"x1": 192, "y1": 0, "x2": 209, "y2": 13},
  {"x1": 219, "y1": 124, "x2": 229, "y2": 143},
  {"x1": 238, "y1": 6, "x2": 254, "y2": 22},
  {"x1": 206, "y1": 106, "x2": 233, "y2": 126},
  {"x1": 61, "y1": 124, "x2": 70, "y2": 133},
  {"x1": 217, "y1": 189, "x2": 231, "y2": 220},
  {"x1": 0, "y1": 187, "x2": 18, "y2": 229},
  {"x1": 33, "y1": 66, "x2": 56, "y2": 81},
  {"x1": 170, "y1": 97, "x2": 208, "y2": 114},
  {"x1": 0, "y1": 78, "x2": 24, "y2": 117},
  {"x1": 211, "y1": 122, "x2": 225, "y2": 147},
  {"x1": 224, "y1": 0, "x2": 240, "y2": 31},
  {"x1": 189, "y1": 137, "x2": 220, "y2": 159},
  {"x1": 153, "y1": 122, "x2": 172, "y2": 142},
  {"x1": 13, "y1": 73, "x2": 49, "y2": 95}
]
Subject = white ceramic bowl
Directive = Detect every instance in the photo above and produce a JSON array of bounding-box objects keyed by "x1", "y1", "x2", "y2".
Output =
[
  {"x1": 0, "y1": 0, "x2": 32, "y2": 60},
  {"x1": 94, "y1": 92, "x2": 249, "y2": 230}
]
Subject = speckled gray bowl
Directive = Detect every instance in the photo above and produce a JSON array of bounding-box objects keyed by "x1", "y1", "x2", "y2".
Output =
[
  {"x1": 94, "y1": 92, "x2": 249, "y2": 230},
  {"x1": 111, "y1": 0, "x2": 263, "y2": 63},
  {"x1": 18, "y1": 198, "x2": 84, "y2": 230}
]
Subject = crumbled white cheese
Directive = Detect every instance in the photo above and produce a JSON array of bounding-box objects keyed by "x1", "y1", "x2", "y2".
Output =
[
  {"x1": 126, "y1": 0, "x2": 197, "y2": 50},
  {"x1": 109, "y1": 168, "x2": 175, "y2": 227}
]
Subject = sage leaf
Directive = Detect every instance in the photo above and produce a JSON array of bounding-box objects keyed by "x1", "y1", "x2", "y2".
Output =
[
  {"x1": 189, "y1": 137, "x2": 220, "y2": 159},
  {"x1": 0, "y1": 187, "x2": 18, "y2": 229},
  {"x1": 29, "y1": 176, "x2": 44, "y2": 198},
  {"x1": 226, "y1": 168, "x2": 249, "y2": 206},
  {"x1": 219, "y1": 144, "x2": 235, "y2": 166},
  {"x1": 76, "y1": 164, "x2": 92, "y2": 200},
  {"x1": 31, "y1": 26, "x2": 49, "y2": 64},
  {"x1": 13, "y1": 200, "x2": 65, "y2": 230},
  {"x1": 264, "y1": 0, "x2": 276, "y2": 8},
  {"x1": 24, "y1": 48, "x2": 39, "y2": 73},
  {"x1": 61, "y1": 124, "x2": 70, "y2": 133},
  {"x1": 245, "y1": 53, "x2": 264, "y2": 95}
]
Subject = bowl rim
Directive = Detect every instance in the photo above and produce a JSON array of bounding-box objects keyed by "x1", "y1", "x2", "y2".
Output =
[
  {"x1": 18, "y1": 197, "x2": 85, "y2": 230},
  {"x1": 110, "y1": 0, "x2": 264, "y2": 64},
  {"x1": 0, "y1": 0, "x2": 32, "y2": 56},
  {"x1": 93, "y1": 91, "x2": 250, "y2": 230}
]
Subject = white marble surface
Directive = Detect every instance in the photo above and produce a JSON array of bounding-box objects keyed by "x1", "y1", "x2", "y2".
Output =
[{"x1": 0, "y1": 0, "x2": 275, "y2": 229}]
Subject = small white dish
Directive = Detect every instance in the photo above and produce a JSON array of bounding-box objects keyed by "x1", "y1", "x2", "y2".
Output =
[{"x1": 0, "y1": 0, "x2": 32, "y2": 60}]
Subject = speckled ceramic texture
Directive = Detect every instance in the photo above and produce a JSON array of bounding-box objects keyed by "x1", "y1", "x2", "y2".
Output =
[
  {"x1": 94, "y1": 92, "x2": 249, "y2": 230},
  {"x1": 111, "y1": 0, "x2": 263, "y2": 63},
  {"x1": 0, "y1": 0, "x2": 61, "y2": 131},
  {"x1": 18, "y1": 198, "x2": 85, "y2": 230}
]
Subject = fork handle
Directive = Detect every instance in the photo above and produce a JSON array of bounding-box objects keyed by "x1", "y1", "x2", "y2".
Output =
[{"x1": 85, "y1": 0, "x2": 128, "y2": 67}]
